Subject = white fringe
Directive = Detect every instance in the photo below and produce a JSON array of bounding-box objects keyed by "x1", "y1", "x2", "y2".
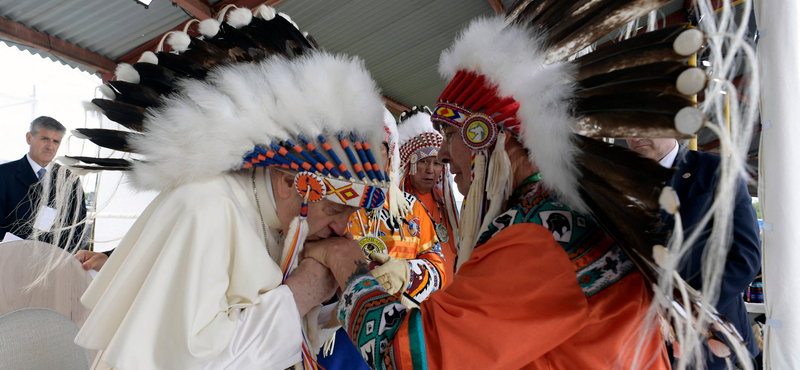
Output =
[
  {"x1": 477, "y1": 131, "x2": 511, "y2": 237},
  {"x1": 455, "y1": 152, "x2": 486, "y2": 272},
  {"x1": 641, "y1": 1, "x2": 761, "y2": 369}
]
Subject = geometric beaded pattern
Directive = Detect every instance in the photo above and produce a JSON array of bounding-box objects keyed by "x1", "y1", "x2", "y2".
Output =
[
  {"x1": 399, "y1": 132, "x2": 443, "y2": 165},
  {"x1": 474, "y1": 184, "x2": 635, "y2": 297},
  {"x1": 337, "y1": 275, "x2": 407, "y2": 370},
  {"x1": 242, "y1": 132, "x2": 388, "y2": 209}
]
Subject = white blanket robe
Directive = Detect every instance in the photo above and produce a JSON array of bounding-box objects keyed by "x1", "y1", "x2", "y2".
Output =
[{"x1": 76, "y1": 168, "x2": 335, "y2": 370}]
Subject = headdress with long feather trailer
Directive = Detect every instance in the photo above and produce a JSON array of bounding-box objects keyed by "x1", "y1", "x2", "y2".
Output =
[
  {"x1": 430, "y1": 1, "x2": 757, "y2": 367},
  {"x1": 41, "y1": 5, "x2": 390, "y2": 369},
  {"x1": 382, "y1": 108, "x2": 412, "y2": 221},
  {"x1": 397, "y1": 106, "x2": 460, "y2": 249}
]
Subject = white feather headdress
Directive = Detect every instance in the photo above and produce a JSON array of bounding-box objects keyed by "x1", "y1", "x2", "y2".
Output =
[{"x1": 435, "y1": 17, "x2": 582, "y2": 211}]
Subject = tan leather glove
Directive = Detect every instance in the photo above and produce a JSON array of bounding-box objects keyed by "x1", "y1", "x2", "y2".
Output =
[{"x1": 369, "y1": 252, "x2": 410, "y2": 295}]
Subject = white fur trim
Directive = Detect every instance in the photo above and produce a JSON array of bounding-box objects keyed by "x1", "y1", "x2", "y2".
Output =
[
  {"x1": 115, "y1": 63, "x2": 140, "y2": 84},
  {"x1": 227, "y1": 7, "x2": 253, "y2": 29},
  {"x1": 255, "y1": 5, "x2": 276, "y2": 20},
  {"x1": 438, "y1": 17, "x2": 586, "y2": 212},
  {"x1": 167, "y1": 32, "x2": 191, "y2": 53},
  {"x1": 675, "y1": 107, "x2": 704, "y2": 135},
  {"x1": 398, "y1": 111, "x2": 438, "y2": 149},
  {"x1": 383, "y1": 108, "x2": 400, "y2": 181},
  {"x1": 137, "y1": 51, "x2": 159, "y2": 65},
  {"x1": 673, "y1": 28, "x2": 704, "y2": 56},
  {"x1": 127, "y1": 52, "x2": 385, "y2": 192},
  {"x1": 198, "y1": 19, "x2": 220, "y2": 38},
  {"x1": 676, "y1": 68, "x2": 707, "y2": 95}
]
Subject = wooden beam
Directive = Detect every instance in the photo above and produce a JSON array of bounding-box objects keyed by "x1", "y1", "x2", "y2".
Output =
[
  {"x1": 382, "y1": 95, "x2": 411, "y2": 115},
  {"x1": 212, "y1": 0, "x2": 288, "y2": 13},
  {"x1": 173, "y1": 0, "x2": 213, "y2": 20},
  {"x1": 0, "y1": 16, "x2": 116, "y2": 75},
  {"x1": 487, "y1": 0, "x2": 505, "y2": 15}
]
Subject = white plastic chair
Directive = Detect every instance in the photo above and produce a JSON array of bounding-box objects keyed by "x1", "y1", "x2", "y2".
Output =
[
  {"x1": 0, "y1": 240, "x2": 92, "y2": 328},
  {"x1": 0, "y1": 307, "x2": 91, "y2": 370}
]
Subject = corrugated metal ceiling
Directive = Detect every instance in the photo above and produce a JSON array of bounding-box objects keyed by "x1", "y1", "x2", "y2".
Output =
[
  {"x1": 0, "y1": 0, "x2": 197, "y2": 63},
  {"x1": 275, "y1": 0, "x2": 513, "y2": 107},
  {"x1": 1, "y1": 0, "x2": 696, "y2": 108}
]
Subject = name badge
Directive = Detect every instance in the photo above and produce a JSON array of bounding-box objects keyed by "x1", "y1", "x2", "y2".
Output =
[{"x1": 33, "y1": 206, "x2": 57, "y2": 232}]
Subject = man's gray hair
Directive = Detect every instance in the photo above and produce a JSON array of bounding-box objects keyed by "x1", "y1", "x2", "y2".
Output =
[{"x1": 30, "y1": 116, "x2": 66, "y2": 135}]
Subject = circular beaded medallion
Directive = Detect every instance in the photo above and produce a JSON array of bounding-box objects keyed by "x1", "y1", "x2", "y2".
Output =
[
  {"x1": 359, "y1": 236, "x2": 387, "y2": 259},
  {"x1": 461, "y1": 113, "x2": 498, "y2": 151},
  {"x1": 294, "y1": 172, "x2": 326, "y2": 202},
  {"x1": 435, "y1": 223, "x2": 449, "y2": 243}
]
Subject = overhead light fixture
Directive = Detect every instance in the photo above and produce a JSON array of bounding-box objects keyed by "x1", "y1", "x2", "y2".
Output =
[{"x1": 134, "y1": 0, "x2": 153, "y2": 9}]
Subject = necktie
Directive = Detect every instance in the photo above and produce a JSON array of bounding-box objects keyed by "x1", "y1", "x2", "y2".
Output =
[{"x1": 37, "y1": 168, "x2": 46, "y2": 179}]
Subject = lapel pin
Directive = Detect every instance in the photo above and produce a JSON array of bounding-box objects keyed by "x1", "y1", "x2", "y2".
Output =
[{"x1": 682, "y1": 173, "x2": 691, "y2": 179}]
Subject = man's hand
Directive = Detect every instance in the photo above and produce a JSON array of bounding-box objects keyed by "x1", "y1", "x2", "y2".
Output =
[
  {"x1": 284, "y1": 258, "x2": 338, "y2": 317},
  {"x1": 304, "y1": 235, "x2": 371, "y2": 291},
  {"x1": 75, "y1": 250, "x2": 108, "y2": 271}
]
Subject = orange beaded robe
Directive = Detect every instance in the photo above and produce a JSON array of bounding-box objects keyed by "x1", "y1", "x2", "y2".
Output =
[
  {"x1": 337, "y1": 184, "x2": 670, "y2": 370},
  {"x1": 348, "y1": 192, "x2": 447, "y2": 305}
]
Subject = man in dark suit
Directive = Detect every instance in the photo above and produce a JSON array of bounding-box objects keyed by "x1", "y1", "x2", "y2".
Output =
[
  {"x1": 627, "y1": 137, "x2": 761, "y2": 369},
  {"x1": 0, "y1": 116, "x2": 87, "y2": 250}
]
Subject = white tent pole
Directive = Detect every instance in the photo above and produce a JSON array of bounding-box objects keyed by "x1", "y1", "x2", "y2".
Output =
[{"x1": 755, "y1": 0, "x2": 800, "y2": 368}]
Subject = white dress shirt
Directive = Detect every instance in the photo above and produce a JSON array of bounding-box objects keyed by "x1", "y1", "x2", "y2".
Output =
[
  {"x1": 26, "y1": 153, "x2": 53, "y2": 178},
  {"x1": 658, "y1": 140, "x2": 680, "y2": 168}
]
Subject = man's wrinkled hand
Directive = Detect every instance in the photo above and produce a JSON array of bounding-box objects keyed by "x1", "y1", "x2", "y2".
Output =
[
  {"x1": 285, "y1": 258, "x2": 338, "y2": 317},
  {"x1": 304, "y1": 235, "x2": 373, "y2": 291},
  {"x1": 303, "y1": 234, "x2": 361, "y2": 268},
  {"x1": 369, "y1": 253, "x2": 409, "y2": 295},
  {"x1": 75, "y1": 250, "x2": 108, "y2": 271}
]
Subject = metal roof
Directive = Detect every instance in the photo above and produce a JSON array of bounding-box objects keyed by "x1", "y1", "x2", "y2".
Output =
[
  {"x1": 0, "y1": 0, "x2": 194, "y2": 67},
  {"x1": 1, "y1": 0, "x2": 695, "y2": 108},
  {"x1": 275, "y1": 0, "x2": 512, "y2": 107}
]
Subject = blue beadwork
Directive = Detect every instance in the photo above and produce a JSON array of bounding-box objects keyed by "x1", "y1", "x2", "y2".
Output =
[
  {"x1": 350, "y1": 133, "x2": 377, "y2": 181},
  {"x1": 286, "y1": 139, "x2": 329, "y2": 176},
  {"x1": 338, "y1": 133, "x2": 366, "y2": 181},
  {"x1": 319, "y1": 135, "x2": 352, "y2": 179},
  {"x1": 299, "y1": 135, "x2": 340, "y2": 178},
  {"x1": 269, "y1": 142, "x2": 307, "y2": 169}
]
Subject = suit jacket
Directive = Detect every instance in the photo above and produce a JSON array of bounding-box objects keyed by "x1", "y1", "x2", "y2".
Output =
[
  {"x1": 0, "y1": 155, "x2": 87, "y2": 249},
  {"x1": 667, "y1": 145, "x2": 761, "y2": 369}
]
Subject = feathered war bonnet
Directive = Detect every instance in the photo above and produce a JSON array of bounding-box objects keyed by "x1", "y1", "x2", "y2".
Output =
[
  {"x1": 73, "y1": 4, "x2": 388, "y2": 288},
  {"x1": 382, "y1": 108, "x2": 412, "y2": 221},
  {"x1": 432, "y1": 0, "x2": 754, "y2": 363},
  {"x1": 396, "y1": 106, "x2": 460, "y2": 242},
  {"x1": 72, "y1": 5, "x2": 388, "y2": 211},
  {"x1": 69, "y1": 6, "x2": 388, "y2": 366},
  {"x1": 397, "y1": 106, "x2": 442, "y2": 178}
]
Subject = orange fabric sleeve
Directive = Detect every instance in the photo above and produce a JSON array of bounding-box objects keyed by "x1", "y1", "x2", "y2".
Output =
[
  {"x1": 413, "y1": 223, "x2": 590, "y2": 369},
  {"x1": 412, "y1": 201, "x2": 446, "y2": 287}
]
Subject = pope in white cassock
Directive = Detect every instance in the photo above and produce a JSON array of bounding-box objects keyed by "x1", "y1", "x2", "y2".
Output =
[{"x1": 37, "y1": 6, "x2": 393, "y2": 369}]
